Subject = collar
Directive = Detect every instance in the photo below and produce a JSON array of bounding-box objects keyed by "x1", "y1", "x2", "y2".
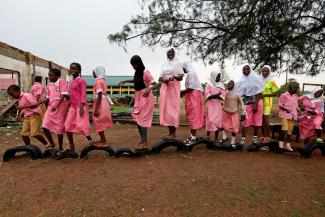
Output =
[
  {"x1": 54, "y1": 78, "x2": 60, "y2": 85},
  {"x1": 73, "y1": 76, "x2": 81, "y2": 80}
]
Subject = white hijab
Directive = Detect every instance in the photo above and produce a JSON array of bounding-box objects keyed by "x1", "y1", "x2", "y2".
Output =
[
  {"x1": 183, "y1": 62, "x2": 203, "y2": 91},
  {"x1": 160, "y1": 48, "x2": 184, "y2": 77},
  {"x1": 306, "y1": 87, "x2": 324, "y2": 104},
  {"x1": 93, "y1": 65, "x2": 106, "y2": 80},
  {"x1": 208, "y1": 70, "x2": 225, "y2": 89},
  {"x1": 235, "y1": 64, "x2": 264, "y2": 96},
  {"x1": 259, "y1": 65, "x2": 273, "y2": 84}
]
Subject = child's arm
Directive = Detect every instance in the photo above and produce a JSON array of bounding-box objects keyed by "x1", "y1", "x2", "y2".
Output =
[
  {"x1": 238, "y1": 94, "x2": 246, "y2": 121},
  {"x1": 79, "y1": 79, "x2": 87, "y2": 117},
  {"x1": 119, "y1": 79, "x2": 134, "y2": 86},
  {"x1": 143, "y1": 82, "x2": 159, "y2": 97},
  {"x1": 253, "y1": 93, "x2": 261, "y2": 113}
]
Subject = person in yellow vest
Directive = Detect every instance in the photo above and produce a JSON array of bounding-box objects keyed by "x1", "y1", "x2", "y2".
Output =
[
  {"x1": 30, "y1": 76, "x2": 46, "y2": 120},
  {"x1": 259, "y1": 65, "x2": 279, "y2": 142}
]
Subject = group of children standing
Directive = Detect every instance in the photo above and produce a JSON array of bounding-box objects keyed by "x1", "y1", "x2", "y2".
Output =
[{"x1": 6, "y1": 48, "x2": 324, "y2": 153}]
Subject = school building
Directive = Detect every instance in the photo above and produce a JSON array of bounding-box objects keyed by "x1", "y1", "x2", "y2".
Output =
[
  {"x1": 0, "y1": 41, "x2": 69, "y2": 106},
  {"x1": 83, "y1": 75, "x2": 135, "y2": 99}
]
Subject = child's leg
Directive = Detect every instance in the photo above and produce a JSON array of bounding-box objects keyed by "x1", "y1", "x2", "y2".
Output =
[
  {"x1": 220, "y1": 128, "x2": 228, "y2": 141},
  {"x1": 33, "y1": 135, "x2": 48, "y2": 146},
  {"x1": 58, "y1": 134, "x2": 63, "y2": 151},
  {"x1": 253, "y1": 126, "x2": 260, "y2": 141},
  {"x1": 22, "y1": 136, "x2": 31, "y2": 145},
  {"x1": 66, "y1": 132, "x2": 75, "y2": 151},
  {"x1": 98, "y1": 131, "x2": 108, "y2": 146},
  {"x1": 262, "y1": 115, "x2": 271, "y2": 137},
  {"x1": 214, "y1": 130, "x2": 219, "y2": 142},
  {"x1": 191, "y1": 129, "x2": 197, "y2": 137},
  {"x1": 43, "y1": 128, "x2": 56, "y2": 148},
  {"x1": 86, "y1": 135, "x2": 93, "y2": 143},
  {"x1": 207, "y1": 131, "x2": 211, "y2": 139},
  {"x1": 141, "y1": 127, "x2": 148, "y2": 147},
  {"x1": 231, "y1": 132, "x2": 237, "y2": 144},
  {"x1": 241, "y1": 127, "x2": 247, "y2": 145},
  {"x1": 168, "y1": 126, "x2": 176, "y2": 138},
  {"x1": 285, "y1": 120, "x2": 294, "y2": 151},
  {"x1": 279, "y1": 130, "x2": 286, "y2": 148}
]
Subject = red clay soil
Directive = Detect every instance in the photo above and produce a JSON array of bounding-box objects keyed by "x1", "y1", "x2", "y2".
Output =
[{"x1": 0, "y1": 124, "x2": 324, "y2": 217}]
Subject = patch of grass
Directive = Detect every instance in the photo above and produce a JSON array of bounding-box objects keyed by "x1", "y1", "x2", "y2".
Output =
[{"x1": 110, "y1": 105, "x2": 132, "y2": 114}]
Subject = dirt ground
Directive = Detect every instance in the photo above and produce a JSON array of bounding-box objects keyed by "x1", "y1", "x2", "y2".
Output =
[{"x1": 0, "y1": 122, "x2": 324, "y2": 217}]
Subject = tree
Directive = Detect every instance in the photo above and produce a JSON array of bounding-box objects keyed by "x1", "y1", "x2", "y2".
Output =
[{"x1": 108, "y1": 0, "x2": 325, "y2": 76}]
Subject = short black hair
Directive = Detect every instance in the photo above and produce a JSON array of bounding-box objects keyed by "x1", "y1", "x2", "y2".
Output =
[
  {"x1": 35, "y1": 76, "x2": 42, "y2": 82},
  {"x1": 50, "y1": 68, "x2": 61, "y2": 77},
  {"x1": 70, "y1": 62, "x2": 82, "y2": 72},
  {"x1": 7, "y1": 84, "x2": 20, "y2": 93}
]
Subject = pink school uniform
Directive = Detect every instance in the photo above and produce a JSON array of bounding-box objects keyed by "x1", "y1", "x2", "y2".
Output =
[
  {"x1": 19, "y1": 92, "x2": 41, "y2": 117},
  {"x1": 298, "y1": 95, "x2": 324, "y2": 139},
  {"x1": 92, "y1": 78, "x2": 113, "y2": 132},
  {"x1": 30, "y1": 82, "x2": 46, "y2": 102},
  {"x1": 65, "y1": 76, "x2": 91, "y2": 136},
  {"x1": 132, "y1": 71, "x2": 155, "y2": 128},
  {"x1": 204, "y1": 83, "x2": 225, "y2": 131},
  {"x1": 222, "y1": 91, "x2": 245, "y2": 133},
  {"x1": 278, "y1": 91, "x2": 298, "y2": 121},
  {"x1": 42, "y1": 78, "x2": 68, "y2": 134}
]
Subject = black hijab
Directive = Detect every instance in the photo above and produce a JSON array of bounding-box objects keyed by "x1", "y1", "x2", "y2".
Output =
[{"x1": 130, "y1": 55, "x2": 146, "y2": 91}]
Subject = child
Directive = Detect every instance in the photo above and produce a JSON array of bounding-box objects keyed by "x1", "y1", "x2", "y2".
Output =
[
  {"x1": 42, "y1": 68, "x2": 68, "y2": 150},
  {"x1": 298, "y1": 87, "x2": 324, "y2": 144},
  {"x1": 65, "y1": 62, "x2": 93, "y2": 151},
  {"x1": 92, "y1": 66, "x2": 113, "y2": 147},
  {"x1": 204, "y1": 71, "x2": 227, "y2": 142},
  {"x1": 159, "y1": 48, "x2": 184, "y2": 139},
  {"x1": 119, "y1": 55, "x2": 158, "y2": 150},
  {"x1": 30, "y1": 76, "x2": 46, "y2": 120},
  {"x1": 222, "y1": 80, "x2": 246, "y2": 147},
  {"x1": 181, "y1": 62, "x2": 204, "y2": 144},
  {"x1": 278, "y1": 82, "x2": 299, "y2": 151},
  {"x1": 7, "y1": 84, "x2": 48, "y2": 147},
  {"x1": 259, "y1": 65, "x2": 279, "y2": 142},
  {"x1": 236, "y1": 64, "x2": 264, "y2": 145}
]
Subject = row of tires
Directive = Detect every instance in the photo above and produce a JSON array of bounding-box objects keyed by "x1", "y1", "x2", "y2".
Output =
[{"x1": 2, "y1": 138, "x2": 325, "y2": 162}]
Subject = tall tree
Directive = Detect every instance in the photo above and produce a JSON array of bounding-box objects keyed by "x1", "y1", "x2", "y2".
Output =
[{"x1": 108, "y1": 0, "x2": 325, "y2": 75}]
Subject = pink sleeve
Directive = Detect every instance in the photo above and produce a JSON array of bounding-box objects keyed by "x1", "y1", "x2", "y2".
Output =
[
  {"x1": 315, "y1": 101, "x2": 324, "y2": 114},
  {"x1": 45, "y1": 84, "x2": 50, "y2": 98},
  {"x1": 220, "y1": 89, "x2": 226, "y2": 98},
  {"x1": 278, "y1": 94, "x2": 285, "y2": 107},
  {"x1": 144, "y1": 71, "x2": 154, "y2": 86},
  {"x1": 60, "y1": 80, "x2": 68, "y2": 94},
  {"x1": 34, "y1": 84, "x2": 42, "y2": 96},
  {"x1": 204, "y1": 85, "x2": 211, "y2": 97},
  {"x1": 94, "y1": 80, "x2": 105, "y2": 93},
  {"x1": 80, "y1": 79, "x2": 87, "y2": 104}
]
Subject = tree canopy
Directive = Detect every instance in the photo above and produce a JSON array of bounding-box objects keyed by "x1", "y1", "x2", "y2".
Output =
[{"x1": 108, "y1": 0, "x2": 325, "y2": 75}]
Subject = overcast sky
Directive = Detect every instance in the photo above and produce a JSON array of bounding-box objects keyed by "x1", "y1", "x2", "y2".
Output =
[{"x1": 0, "y1": 0, "x2": 324, "y2": 90}]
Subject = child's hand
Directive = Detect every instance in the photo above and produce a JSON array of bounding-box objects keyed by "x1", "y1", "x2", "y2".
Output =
[
  {"x1": 240, "y1": 115, "x2": 246, "y2": 122},
  {"x1": 143, "y1": 88, "x2": 150, "y2": 97},
  {"x1": 79, "y1": 107, "x2": 84, "y2": 117},
  {"x1": 17, "y1": 105, "x2": 24, "y2": 111},
  {"x1": 51, "y1": 106, "x2": 57, "y2": 112},
  {"x1": 15, "y1": 115, "x2": 22, "y2": 122},
  {"x1": 253, "y1": 104, "x2": 258, "y2": 113}
]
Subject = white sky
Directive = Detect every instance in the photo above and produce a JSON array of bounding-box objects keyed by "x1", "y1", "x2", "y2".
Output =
[{"x1": 0, "y1": 0, "x2": 324, "y2": 88}]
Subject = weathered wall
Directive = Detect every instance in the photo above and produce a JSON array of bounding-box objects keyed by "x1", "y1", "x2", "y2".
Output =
[{"x1": 0, "y1": 42, "x2": 70, "y2": 105}]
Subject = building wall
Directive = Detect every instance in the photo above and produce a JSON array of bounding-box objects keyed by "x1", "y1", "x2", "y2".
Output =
[{"x1": 0, "y1": 42, "x2": 69, "y2": 105}]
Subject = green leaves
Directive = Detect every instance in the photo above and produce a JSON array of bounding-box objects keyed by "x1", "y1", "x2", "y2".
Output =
[{"x1": 108, "y1": 0, "x2": 325, "y2": 75}]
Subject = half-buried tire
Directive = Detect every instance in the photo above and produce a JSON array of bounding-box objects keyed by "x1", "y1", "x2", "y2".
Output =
[
  {"x1": 42, "y1": 148, "x2": 60, "y2": 160},
  {"x1": 151, "y1": 139, "x2": 186, "y2": 154},
  {"x1": 302, "y1": 142, "x2": 325, "y2": 158},
  {"x1": 114, "y1": 147, "x2": 150, "y2": 157},
  {"x1": 3, "y1": 144, "x2": 42, "y2": 162},
  {"x1": 79, "y1": 144, "x2": 115, "y2": 159},
  {"x1": 184, "y1": 137, "x2": 215, "y2": 152}
]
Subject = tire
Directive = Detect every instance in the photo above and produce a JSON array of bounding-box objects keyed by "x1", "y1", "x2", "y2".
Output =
[
  {"x1": 302, "y1": 142, "x2": 325, "y2": 158},
  {"x1": 151, "y1": 139, "x2": 186, "y2": 154},
  {"x1": 247, "y1": 141, "x2": 262, "y2": 152},
  {"x1": 56, "y1": 150, "x2": 79, "y2": 160},
  {"x1": 42, "y1": 148, "x2": 60, "y2": 160},
  {"x1": 79, "y1": 144, "x2": 115, "y2": 159},
  {"x1": 185, "y1": 137, "x2": 215, "y2": 152},
  {"x1": 114, "y1": 147, "x2": 146, "y2": 157},
  {"x1": 3, "y1": 144, "x2": 42, "y2": 162}
]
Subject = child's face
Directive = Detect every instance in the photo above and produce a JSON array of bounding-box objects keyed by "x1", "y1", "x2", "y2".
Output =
[
  {"x1": 288, "y1": 83, "x2": 299, "y2": 94},
  {"x1": 262, "y1": 67, "x2": 270, "y2": 78},
  {"x1": 227, "y1": 81, "x2": 234, "y2": 90},
  {"x1": 8, "y1": 89, "x2": 20, "y2": 99},
  {"x1": 132, "y1": 64, "x2": 138, "y2": 70},
  {"x1": 216, "y1": 73, "x2": 221, "y2": 82},
  {"x1": 167, "y1": 49, "x2": 175, "y2": 60},
  {"x1": 70, "y1": 64, "x2": 80, "y2": 77},
  {"x1": 314, "y1": 90, "x2": 323, "y2": 98},
  {"x1": 243, "y1": 65, "x2": 250, "y2": 76},
  {"x1": 48, "y1": 71, "x2": 59, "y2": 82}
]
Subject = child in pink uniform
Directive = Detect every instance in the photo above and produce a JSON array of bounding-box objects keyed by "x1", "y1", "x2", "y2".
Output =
[
  {"x1": 159, "y1": 48, "x2": 184, "y2": 139},
  {"x1": 7, "y1": 84, "x2": 48, "y2": 147},
  {"x1": 42, "y1": 68, "x2": 68, "y2": 150},
  {"x1": 204, "y1": 71, "x2": 226, "y2": 142},
  {"x1": 119, "y1": 55, "x2": 158, "y2": 150},
  {"x1": 278, "y1": 82, "x2": 299, "y2": 151},
  {"x1": 65, "y1": 63, "x2": 93, "y2": 151},
  {"x1": 223, "y1": 80, "x2": 246, "y2": 147},
  {"x1": 181, "y1": 62, "x2": 204, "y2": 144},
  {"x1": 30, "y1": 76, "x2": 46, "y2": 120},
  {"x1": 236, "y1": 64, "x2": 264, "y2": 145},
  {"x1": 298, "y1": 87, "x2": 324, "y2": 144},
  {"x1": 92, "y1": 66, "x2": 113, "y2": 147}
]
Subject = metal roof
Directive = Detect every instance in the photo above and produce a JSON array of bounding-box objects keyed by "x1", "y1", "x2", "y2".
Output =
[{"x1": 83, "y1": 75, "x2": 134, "y2": 87}]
